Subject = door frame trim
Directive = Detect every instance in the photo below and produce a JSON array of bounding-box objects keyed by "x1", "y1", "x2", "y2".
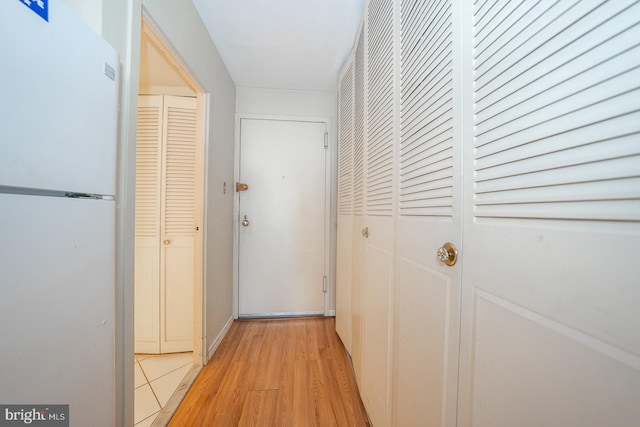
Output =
[{"x1": 233, "y1": 114, "x2": 334, "y2": 319}]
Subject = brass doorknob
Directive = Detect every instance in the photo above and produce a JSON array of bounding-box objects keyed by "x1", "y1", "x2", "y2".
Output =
[
  {"x1": 437, "y1": 242, "x2": 457, "y2": 266},
  {"x1": 241, "y1": 215, "x2": 250, "y2": 227},
  {"x1": 163, "y1": 239, "x2": 170, "y2": 245}
]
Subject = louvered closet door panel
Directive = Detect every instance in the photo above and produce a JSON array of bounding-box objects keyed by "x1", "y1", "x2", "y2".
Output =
[
  {"x1": 459, "y1": 2, "x2": 640, "y2": 426},
  {"x1": 353, "y1": 30, "x2": 366, "y2": 217},
  {"x1": 336, "y1": 62, "x2": 355, "y2": 352},
  {"x1": 135, "y1": 97, "x2": 163, "y2": 238},
  {"x1": 134, "y1": 95, "x2": 163, "y2": 353},
  {"x1": 351, "y1": 29, "x2": 366, "y2": 384},
  {"x1": 366, "y1": 0, "x2": 395, "y2": 217},
  {"x1": 160, "y1": 95, "x2": 197, "y2": 352},
  {"x1": 338, "y1": 63, "x2": 355, "y2": 217},
  {"x1": 163, "y1": 98, "x2": 198, "y2": 236},
  {"x1": 360, "y1": 0, "x2": 396, "y2": 425},
  {"x1": 395, "y1": 0, "x2": 462, "y2": 426}
]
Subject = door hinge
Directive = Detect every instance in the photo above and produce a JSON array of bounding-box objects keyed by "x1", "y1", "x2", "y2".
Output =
[
  {"x1": 323, "y1": 276, "x2": 328, "y2": 293},
  {"x1": 324, "y1": 132, "x2": 328, "y2": 149}
]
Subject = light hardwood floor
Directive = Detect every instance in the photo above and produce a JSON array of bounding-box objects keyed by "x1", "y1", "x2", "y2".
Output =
[{"x1": 168, "y1": 317, "x2": 370, "y2": 426}]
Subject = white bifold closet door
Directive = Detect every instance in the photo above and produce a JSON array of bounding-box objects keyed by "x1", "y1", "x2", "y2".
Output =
[
  {"x1": 457, "y1": 2, "x2": 640, "y2": 426},
  {"x1": 394, "y1": 0, "x2": 462, "y2": 426},
  {"x1": 351, "y1": 28, "x2": 367, "y2": 385},
  {"x1": 359, "y1": 0, "x2": 397, "y2": 425},
  {"x1": 135, "y1": 94, "x2": 199, "y2": 354},
  {"x1": 336, "y1": 62, "x2": 355, "y2": 353},
  {"x1": 338, "y1": 1, "x2": 640, "y2": 425}
]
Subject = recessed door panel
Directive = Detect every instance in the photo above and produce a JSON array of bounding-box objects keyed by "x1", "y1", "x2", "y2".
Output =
[
  {"x1": 336, "y1": 215, "x2": 353, "y2": 350},
  {"x1": 396, "y1": 256, "x2": 453, "y2": 427},
  {"x1": 360, "y1": 217, "x2": 394, "y2": 426},
  {"x1": 470, "y1": 294, "x2": 640, "y2": 427}
]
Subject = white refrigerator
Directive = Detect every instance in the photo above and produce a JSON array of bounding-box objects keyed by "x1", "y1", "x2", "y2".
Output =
[{"x1": 0, "y1": 1, "x2": 119, "y2": 425}]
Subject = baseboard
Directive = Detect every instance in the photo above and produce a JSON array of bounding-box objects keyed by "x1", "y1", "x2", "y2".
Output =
[
  {"x1": 152, "y1": 364, "x2": 202, "y2": 427},
  {"x1": 206, "y1": 315, "x2": 234, "y2": 362}
]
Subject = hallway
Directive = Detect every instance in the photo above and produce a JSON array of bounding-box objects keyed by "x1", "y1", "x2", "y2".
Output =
[{"x1": 168, "y1": 317, "x2": 369, "y2": 426}]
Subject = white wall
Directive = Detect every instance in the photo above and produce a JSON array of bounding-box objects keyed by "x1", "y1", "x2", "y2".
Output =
[
  {"x1": 60, "y1": 0, "x2": 103, "y2": 33},
  {"x1": 237, "y1": 87, "x2": 338, "y2": 119},
  {"x1": 236, "y1": 87, "x2": 339, "y2": 313},
  {"x1": 61, "y1": 1, "x2": 236, "y2": 425}
]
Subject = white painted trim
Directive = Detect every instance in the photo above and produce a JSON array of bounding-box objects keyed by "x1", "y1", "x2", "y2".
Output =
[
  {"x1": 233, "y1": 113, "x2": 335, "y2": 318},
  {"x1": 140, "y1": 16, "x2": 202, "y2": 93},
  {"x1": 240, "y1": 311, "x2": 326, "y2": 319},
  {"x1": 199, "y1": 92, "x2": 212, "y2": 366},
  {"x1": 153, "y1": 364, "x2": 203, "y2": 426},
  {"x1": 328, "y1": 310, "x2": 336, "y2": 316},
  {"x1": 139, "y1": 85, "x2": 196, "y2": 97},
  {"x1": 232, "y1": 114, "x2": 241, "y2": 320},
  {"x1": 207, "y1": 315, "x2": 234, "y2": 362}
]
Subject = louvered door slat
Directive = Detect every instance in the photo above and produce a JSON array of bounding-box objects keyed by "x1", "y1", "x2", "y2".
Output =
[
  {"x1": 402, "y1": 2, "x2": 450, "y2": 89},
  {"x1": 402, "y1": 91, "x2": 452, "y2": 149},
  {"x1": 478, "y1": 6, "x2": 640, "y2": 124},
  {"x1": 366, "y1": 0, "x2": 395, "y2": 217},
  {"x1": 135, "y1": 99, "x2": 163, "y2": 237},
  {"x1": 338, "y1": 63, "x2": 355, "y2": 216},
  {"x1": 472, "y1": 1, "x2": 640, "y2": 222},
  {"x1": 400, "y1": 0, "x2": 454, "y2": 217},
  {"x1": 163, "y1": 101, "x2": 198, "y2": 236},
  {"x1": 353, "y1": 31, "x2": 366, "y2": 215}
]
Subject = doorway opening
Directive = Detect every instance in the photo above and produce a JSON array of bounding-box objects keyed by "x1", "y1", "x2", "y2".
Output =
[{"x1": 133, "y1": 16, "x2": 207, "y2": 426}]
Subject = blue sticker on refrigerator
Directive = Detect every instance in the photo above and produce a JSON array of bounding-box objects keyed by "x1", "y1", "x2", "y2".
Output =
[{"x1": 19, "y1": 0, "x2": 48, "y2": 22}]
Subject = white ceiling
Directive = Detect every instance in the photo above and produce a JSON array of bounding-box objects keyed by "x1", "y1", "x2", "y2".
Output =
[{"x1": 191, "y1": 0, "x2": 364, "y2": 92}]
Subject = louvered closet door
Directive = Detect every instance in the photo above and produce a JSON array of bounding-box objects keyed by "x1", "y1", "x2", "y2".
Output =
[
  {"x1": 160, "y1": 95, "x2": 198, "y2": 353},
  {"x1": 351, "y1": 28, "x2": 366, "y2": 385},
  {"x1": 360, "y1": 0, "x2": 396, "y2": 425},
  {"x1": 336, "y1": 62, "x2": 355, "y2": 353},
  {"x1": 134, "y1": 95, "x2": 163, "y2": 354},
  {"x1": 458, "y1": 2, "x2": 640, "y2": 426},
  {"x1": 394, "y1": 0, "x2": 462, "y2": 426}
]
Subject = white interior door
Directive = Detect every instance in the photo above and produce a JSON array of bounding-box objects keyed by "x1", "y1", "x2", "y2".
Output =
[
  {"x1": 160, "y1": 95, "x2": 199, "y2": 353},
  {"x1": 394, "y1": 0, "x2": 462, "y2": 426},
  {"x1": 458, "y1": 2, "x2": 640, "y2": 426},
  {"x1": 135, "y1": 94, "x2": 199, "y2": 354},
  {"x1": 238, "y1": 118, "x2": 328, "y2": 317}
]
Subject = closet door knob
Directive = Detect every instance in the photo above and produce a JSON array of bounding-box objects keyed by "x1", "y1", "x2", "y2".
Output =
[
  {"x1": 163, "y1": 239, "x2": 170, "y2": 245},
  {"x1": 437, "y1": 242, "x2": 458, "y2": 266}
]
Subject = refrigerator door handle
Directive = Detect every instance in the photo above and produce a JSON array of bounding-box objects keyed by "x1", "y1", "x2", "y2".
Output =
[{"x1": 0, "y1": 185, "x2": 113, "y2": 200}]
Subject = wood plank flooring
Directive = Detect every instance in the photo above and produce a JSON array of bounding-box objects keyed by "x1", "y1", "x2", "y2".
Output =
[{"x1": 168, "y1": 317, "x2": 370, "y2": 427}]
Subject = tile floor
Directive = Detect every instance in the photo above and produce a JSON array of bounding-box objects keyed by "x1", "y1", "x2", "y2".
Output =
[{"x1": 134, "y1": 352, "x2": 193, "y2": 426}]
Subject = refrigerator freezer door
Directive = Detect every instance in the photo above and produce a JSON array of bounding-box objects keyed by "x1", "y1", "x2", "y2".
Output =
[
  {"x1": 0, "y1": 193, "x2": 115, "y2": 427},
  {"x1": 0, "y1": 0, "x2": 118, "y2": 196}
]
